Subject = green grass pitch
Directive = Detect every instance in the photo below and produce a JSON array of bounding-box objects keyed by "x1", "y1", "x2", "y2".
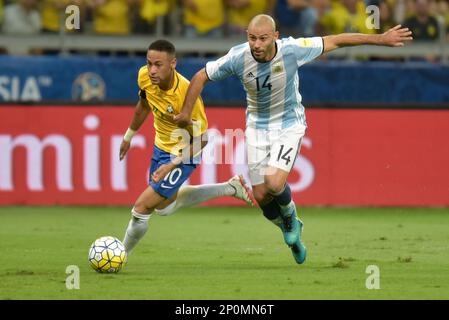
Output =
[{"x1": 1, "y1": 206, "x2": 448, "y2": 299}]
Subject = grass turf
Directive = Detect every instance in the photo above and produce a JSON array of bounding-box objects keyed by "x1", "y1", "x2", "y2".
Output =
[{"x1": 0, "y1": 206, "x2": 448, "y2": 300}]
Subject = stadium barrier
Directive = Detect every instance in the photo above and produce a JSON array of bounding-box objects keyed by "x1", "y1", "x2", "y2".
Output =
[
  {"x1": 0, "y1": 34, "x2": 448, "y2": 62},
  {"x1": 1, "y1": 56, "x2": 449, "y2": 104},
  {"x1": 1, "y1": 106, "x2": 448, "y2": 207}
]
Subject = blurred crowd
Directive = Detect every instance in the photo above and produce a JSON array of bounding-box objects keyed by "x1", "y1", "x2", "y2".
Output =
[{"x1": 0, "y1": 0, "x2": 448, "y2": 41}]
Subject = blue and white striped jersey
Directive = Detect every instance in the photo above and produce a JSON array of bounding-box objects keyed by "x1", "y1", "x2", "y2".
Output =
[{"x1": 205, "y1": 37, "x2": 323, "y2": 130}]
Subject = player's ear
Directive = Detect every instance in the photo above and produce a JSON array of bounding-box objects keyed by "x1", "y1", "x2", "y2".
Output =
[
  {"x1": 171, "y1": 57, "x2": 177, "y2": 70},
  {"x1": 274, "y1": 31, "x2": 279, "y2": 40}
]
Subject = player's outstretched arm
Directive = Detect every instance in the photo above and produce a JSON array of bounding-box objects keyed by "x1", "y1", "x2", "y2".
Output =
[
  {"x1": 173, "y1": 68, "x2": 209, "y2": 128},
  {"x1": 119, "y1": 98, "x2": 151, "y2": 161},
  {"x1": 322, "y1": 25, "x2": 413, "y2": 54}
]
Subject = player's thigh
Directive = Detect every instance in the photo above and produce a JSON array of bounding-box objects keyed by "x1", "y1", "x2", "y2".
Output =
[
  {"x1": 149, "y1": 145, "x2": 197, "y2": 200},
  {"x1": 264, "y1": 167, "x2": 290, "y2": 194},
  {"x1": 151, "y1": 164, "x2": 195, "y2": 216},
  {"x1": 155, "y1": 192, "x2": 178, "y2": 211},
  {"x1": 251, "y1": 183, "x2": 273, "y2": 206},
  {"x1": 140, "y1": 145, "x2": 195, "y2": 214},
  {"x1": 266, "y1": 124, "x2": 306, "y2": 192},
  {"x1": 245, "y1": 127, "x2": 270, "y2": 186},
  {"x1": 150, "y1": 164, "x2": 196, "y2": 200},
  {"x1": 134, "y1": 185, "x2": 167, "y2": 214}
]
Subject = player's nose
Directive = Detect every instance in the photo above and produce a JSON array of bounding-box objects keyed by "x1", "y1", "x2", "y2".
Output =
[
  {"x1": 255, "y1": 39, "x2": 264, "y2": 48},
  {"x1": 149, "y1": 65, "x2": 158, "y2": 75}
]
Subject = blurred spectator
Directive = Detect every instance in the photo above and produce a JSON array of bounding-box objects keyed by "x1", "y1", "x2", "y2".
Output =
[
  {"x1": 2, "y1": 0, "x2": 41, "y2": 35},
  {"x1": 313, "y1": 0, "x2": 331, "y2": 35},
  {"x1": 182, "y1": 0, "x2": 225, "y2": 38},
  {"x1": 436, "y1": 0, "x2": 449, "y2": 21},
  {"x1": 41, "y1": 0, "x2": 84, "y2": 33},
  {"x1": 320, "y1": 0, "x2": 376, "y2": 34},
  {"x1": 377, "y1": 0, "x2": 396, "y2": 33},
  {"x1": 364, "y1": 0, "x2": 412, "y2": 26},
  {"x1": 134, "y1": 0, "x2": 173, "y2": 34},
  {"x1": 226, "y1": 0, "x2": 268, "y2": 36},
  {"x1": 403, "y1": 0, "x2": 439, "y2": 40},
  {"x1": 368, "y1": 0, "x2": 406, "y2": 61},
  {"x1": 435, "y1": 0, "x2": 449, "y2": 40},
  {"x1": 0, "y1": 0, "x2": 3, "y2": 28},
  {"x1": 274, "y1": 0, "x2": 319, "y2": 38},
  {"x1": 87, "y1": 0, "x2": 138, "y2": 35},
  {"x1": 387, "y1": 0, "x2": 417, "y2": 25}
]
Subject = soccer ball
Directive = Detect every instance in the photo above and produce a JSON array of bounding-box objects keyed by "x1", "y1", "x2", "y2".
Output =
[{"x1": 88, "y1": 236, "x2": 127, "y2": 273}]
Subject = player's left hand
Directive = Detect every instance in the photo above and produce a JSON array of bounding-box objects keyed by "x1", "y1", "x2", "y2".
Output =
[
  {"x1": 151, "y1": 163, "x2": 175, "y2": 183},
  {"x1": 381, "y1": 25, "x2": 413, "y2": 47}
]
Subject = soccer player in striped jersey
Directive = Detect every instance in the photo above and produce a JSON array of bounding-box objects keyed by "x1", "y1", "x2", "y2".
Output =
[
  {"x1": 119, "y1": 40, "x2": 254, "y2": 256},
  {"x1": 174, "y1": 15, "x2": 413, "y2": 264}
]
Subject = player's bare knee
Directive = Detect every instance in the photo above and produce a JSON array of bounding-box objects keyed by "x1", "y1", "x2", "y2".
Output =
[
  {"x1": 155, "y1": 200, "x2": 177, "y2": 216},
  {"x1": 253, "y1": 192, "x2": 265, "y2": 205},
  {"x1": 252, "y1": 186, "x2": 271, "y2": 205},
  {"x1": 264, "y1": 178, "x2": 285, "y2": 195},
  {"x1": 132, "y1": 202, "x2": 153, "y2": 215},
  {"x1": 252, "y1": 186, "x2": 263, "y2": 203}
]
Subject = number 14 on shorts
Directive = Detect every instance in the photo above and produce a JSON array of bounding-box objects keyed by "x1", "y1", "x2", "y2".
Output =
[{"x1": 277, "y1": 144, "x2": 293, "y2": 165}]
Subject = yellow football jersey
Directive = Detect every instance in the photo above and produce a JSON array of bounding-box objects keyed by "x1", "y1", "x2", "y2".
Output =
[
  {"x1": 183, "y1": 0, "x2": 224, "y2": 34},
  {"x1": 41, "y1": 0, "x2": 66, "y2": 32},
  {"x1": 137, "y1": 66, "x2": 208, "y2": 155},
  {"x1": 92, "y1": 0, "x2": 130, "y2": 35},
  {"x1": 227, "y1": 0, "x2": 267, "y2": 29}
]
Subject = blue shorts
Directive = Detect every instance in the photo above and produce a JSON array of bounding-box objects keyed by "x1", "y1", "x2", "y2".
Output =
[{"x1": 149, "y1": 145, "x2": 198, "y2": 199}]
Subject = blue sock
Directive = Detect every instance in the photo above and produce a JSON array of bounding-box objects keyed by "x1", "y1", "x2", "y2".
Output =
[
  {"x1": 272, "y1": 184, "x2": 292, "y2": 206},
  {"x1": 260, "y1": 198, "x2": 281, "y2": 220},
  {"x1": 260, "y1": 199, "x2": 284, "y2": 228}
]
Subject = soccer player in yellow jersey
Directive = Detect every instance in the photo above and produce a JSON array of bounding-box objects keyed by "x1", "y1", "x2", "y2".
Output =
[{"x1": 119, "y1": 40, "x2": 254, "y2": 255}]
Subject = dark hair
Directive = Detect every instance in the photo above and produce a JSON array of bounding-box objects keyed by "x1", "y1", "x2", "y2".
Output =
[{"x1": 148, "y1": 39, "x2": 176, "y2": 56}]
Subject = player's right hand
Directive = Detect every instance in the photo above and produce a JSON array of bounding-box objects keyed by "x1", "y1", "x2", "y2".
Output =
[
  {"x1": 173, "y1": 112, "x2": 193, "y2": 128},
  {"x1": 119, "y1": 140, "x2": 130, "y2": 161}
]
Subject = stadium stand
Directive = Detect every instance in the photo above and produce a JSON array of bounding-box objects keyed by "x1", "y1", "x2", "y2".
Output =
[
  {"x1": 0, "y1": 0, "x2": 448, "y2": 104},
  {"x1": 0, "y1": 0, "x2": 447, "y2": 57}
]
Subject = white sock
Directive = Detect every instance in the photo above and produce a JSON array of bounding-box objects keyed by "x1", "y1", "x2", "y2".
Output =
[
  {"x1": 122, "y1": 208, "x2": 151, "y2": 254},
  {"x1": 270, "y1": 216, "x2": 284, "y2": 229},
  {"x1": 173, "y1": 183, "x2": 235, "y2": 210}
]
